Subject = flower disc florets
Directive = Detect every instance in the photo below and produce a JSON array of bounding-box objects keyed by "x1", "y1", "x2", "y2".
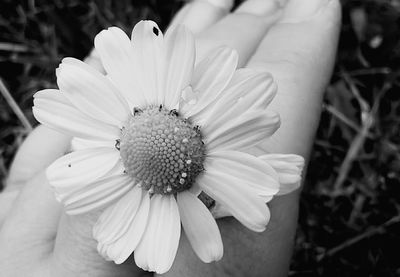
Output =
[{"x1": 119, "y1": 106, "x2": 205, "y2": 195}]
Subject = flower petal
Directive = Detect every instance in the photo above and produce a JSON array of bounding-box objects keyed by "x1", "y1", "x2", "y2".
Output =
[
  {"x1": 201, "y1": 68, "x2": 277, "y2": 126},
  {"x1": 94, "y1": 27, "x2": 147, "y2": 107},
  {"x1": 211, "y1": 197, "x2": 272, "y2": 218},
  {"x1": 63, "y1": 174, "x2": 134, "y2": 215},
  {"x1": 47, "y1": 147, "x2": 121, "y2": 198},
  {"x1": 33, "y1": 89, "x2": 120, "y2": 140},
  {"x1": 134, "y1": 194, "x2": 180, "y2": 274},
  {"x1": 260, "y1": 154, "x2": 305, "y2": 195},
  {"x1": 71, "y1": 137, "x2": 115, "y2": 151},
  {"x1": 131, "y1": 20, "x2": 165, "y2": 105},
  {"x1": 56, "y1": 58, "x2": 130, "y2": 127},
  {"x1": 204, "y1": 110, "x2": 280, "y2": 151},
  {"x1": 197, "y1": 166, "x2": 270, "y2": 232},
  {"x1": 206, "y1": 151, "x2": 280, "y2": 197},
  {"x1": 177, "y1": 191, "x2": 223, "y2": 263},
  {"x1": 163, "y1": 25, "x2": 195, "y2": 109},
  {"x1": 181, "y1": 47, "x2": 238, "y2": 118},
  {"x1": 95, "y1": 188, "x2": 151, "y2": 264},
  {"x1": 93, "y1": 185, "x2": 142, "y2": 243},
  {"x1": 107, "y1": 193, "x2": 150, "y2": 264}
]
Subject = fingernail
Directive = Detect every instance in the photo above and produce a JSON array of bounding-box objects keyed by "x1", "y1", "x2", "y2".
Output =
[
  {"x1": 281, "y1": 0, "x2": 330, "y2": 23},
  {"x1": 202, "y1": 0, "x2": 234, "y2": 11},
  {"x1": 236, "y1": 0, "x2": 283, "y2": 16}
]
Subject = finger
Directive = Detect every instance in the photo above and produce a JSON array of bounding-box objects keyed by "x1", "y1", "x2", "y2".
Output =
[
  {"x1": 196, "y1": 0, "x2": 284, "y2": 67},
  {"x1": 0, "y1": 170, "x2": 147, "y2": 277},
  {"x1": 0, "y1": 172, "x2": 61, "y2": 273},
  {"x1": 1, "y1": 172, "x2": 133, "y2": 276},
  {"x1": 6, "y1": 125, "x2": 71, "y2": 190},
  {"x1": 1, "y1": 125, "x2": 70, "y2": 227},
  {"x1": 248, "y1": 0, "x2": 342, "y2": 158},
  {"x1": 213, "y1": 0, "x2": 340, "y2": 276},
  {"x1": 0, "y1": 190, "x2": 19, "y2": 228},
  {"x1": 169, "y1": 0, "x2": 234, "y2": 34}
]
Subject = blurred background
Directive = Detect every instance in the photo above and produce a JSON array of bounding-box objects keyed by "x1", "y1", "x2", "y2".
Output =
[{"x1": 0, "y1": 0, "x2": 399, "y2": 276}]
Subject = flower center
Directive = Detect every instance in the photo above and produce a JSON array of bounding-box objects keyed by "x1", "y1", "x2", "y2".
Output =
[{"x1": 119, "y1": 106, "x2": 206, "y2": 195}]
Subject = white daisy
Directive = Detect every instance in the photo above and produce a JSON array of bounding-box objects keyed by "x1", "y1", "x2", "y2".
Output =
[{"x1": 32, "y1": 20, "x2": 304, "y2": 274}]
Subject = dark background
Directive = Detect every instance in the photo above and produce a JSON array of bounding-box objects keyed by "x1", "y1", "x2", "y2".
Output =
[{"x1": 1, "y1": 0, "x2": 400, "y2": 276}]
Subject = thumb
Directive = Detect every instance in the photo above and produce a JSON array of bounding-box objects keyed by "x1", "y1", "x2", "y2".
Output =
[
  {"x1": 6, "y1": 125, "x2": 71, "y2": 190},
  {"x1": 0, "y1": 125, "x2": 71, "y2": 227}
]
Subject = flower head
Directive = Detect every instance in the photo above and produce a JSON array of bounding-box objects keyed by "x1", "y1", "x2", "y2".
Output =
[{"x1": 33, "y1": 20, "x2": 304, "y2": 273}]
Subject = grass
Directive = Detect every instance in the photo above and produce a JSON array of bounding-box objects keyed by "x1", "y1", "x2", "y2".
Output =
[{"x1": 1, "y1": 0, "x2": 400, "y2": 276}]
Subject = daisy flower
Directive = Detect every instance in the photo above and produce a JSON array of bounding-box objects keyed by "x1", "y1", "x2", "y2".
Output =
[{"x1": 32, "y1": 20, "x2": 304, "y2": 274}]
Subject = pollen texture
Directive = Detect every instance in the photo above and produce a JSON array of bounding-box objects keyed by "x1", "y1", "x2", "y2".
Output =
[{"x1": 119, "y1": 106, "x2": 206, "y2": 195}]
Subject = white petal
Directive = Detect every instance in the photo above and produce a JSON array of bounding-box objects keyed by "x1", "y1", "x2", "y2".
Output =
[
  {"x1": 47, "y1": 147, "x2": 121, "y2": 198},
  {"x1": 198, "y1": 168, "x2": 270, "y2": 232},
  {"x1": 131, "y1": 20, "x2": 165, "y2": 105},
  {"x1": 204, "y1": 110, "x2": 280, "y2": 152},
  {"x1": 163, "y1": 25, "x2": 195, "y2": 109},
  {"x1": 93, "y1": 185, "x2": 143, "y2": 244},
  {"x1": 206, "y1": 151, "x2": 279, "y2": 197},
  {"x1": 106, "y1": 160, "x2": 126, "y2": 177},
  {"x1": 261, "y1": 154, "x2": 305, "y2": 170},
  {"x1": 63, "y1": 174, "x2": 134, "y2": 215},
  {"x1": 181, "y1": 47, "x2": 238, "y2": 118},
  {"x1": 260, "y1": 154, "x2": 305, "y2": 195},
  {"x1": 177, "y1": 191, "x2": 223, "y2": 263},
  {"x1": 201, "y1": 68, "x2": 277, "y2": 125},
  {"x1": 108, "y1": 193, "x2": 150, "y2": 264},
  {"x1": 212, "y1": 192, "x2": 273, "y2": 218},
  {"x1": 134, "y1": 194, "x2": 180, "y2": 274},
  {"x1": 95, "y1": 189, "x2": 151, "y2": 264},
  {"x1": 94, "y1": 27, "x2": 147, "y2": 107},
  {"x1": 71, "y1": 137, "x2": 115, "y2": 151},
  {"x1": 57, "y1": 58, "x2": 130, "y2": 127},
  {"x1": 33, "y1": 89, "x2": 120, "y2": 140}
]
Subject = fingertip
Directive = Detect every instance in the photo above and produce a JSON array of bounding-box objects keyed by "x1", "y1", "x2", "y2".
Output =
[
  {"x1": 327, "y1": 0, "x2": 343, "y2": 25},
  {"x1": 6, "y1": 125, "x2": 71, "y2": 190},
  {"x1": 194, "y1": 0, "x2": 287, "y2": 68},
  {"x1": 280, "y1": 0, "x2": 341, "y2": 24}
]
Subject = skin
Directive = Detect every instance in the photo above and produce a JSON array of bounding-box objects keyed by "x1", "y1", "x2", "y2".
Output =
[{"x1": 0, "y1": 0, "x2": 341, "y2": 276}]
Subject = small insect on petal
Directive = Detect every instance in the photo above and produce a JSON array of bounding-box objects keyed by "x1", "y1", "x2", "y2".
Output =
[{"x1": 153, "y1": 26, "x2": 159, "y2": 36}]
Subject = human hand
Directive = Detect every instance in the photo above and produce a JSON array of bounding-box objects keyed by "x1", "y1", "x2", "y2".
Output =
[{"x1": 0, "y1": 0, "x2": 341, "y2": 276}]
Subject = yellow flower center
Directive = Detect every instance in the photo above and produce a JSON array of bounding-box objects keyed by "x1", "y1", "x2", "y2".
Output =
[{"x1": 119, "y1": 106, "x2": 205, "y2": 195}]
